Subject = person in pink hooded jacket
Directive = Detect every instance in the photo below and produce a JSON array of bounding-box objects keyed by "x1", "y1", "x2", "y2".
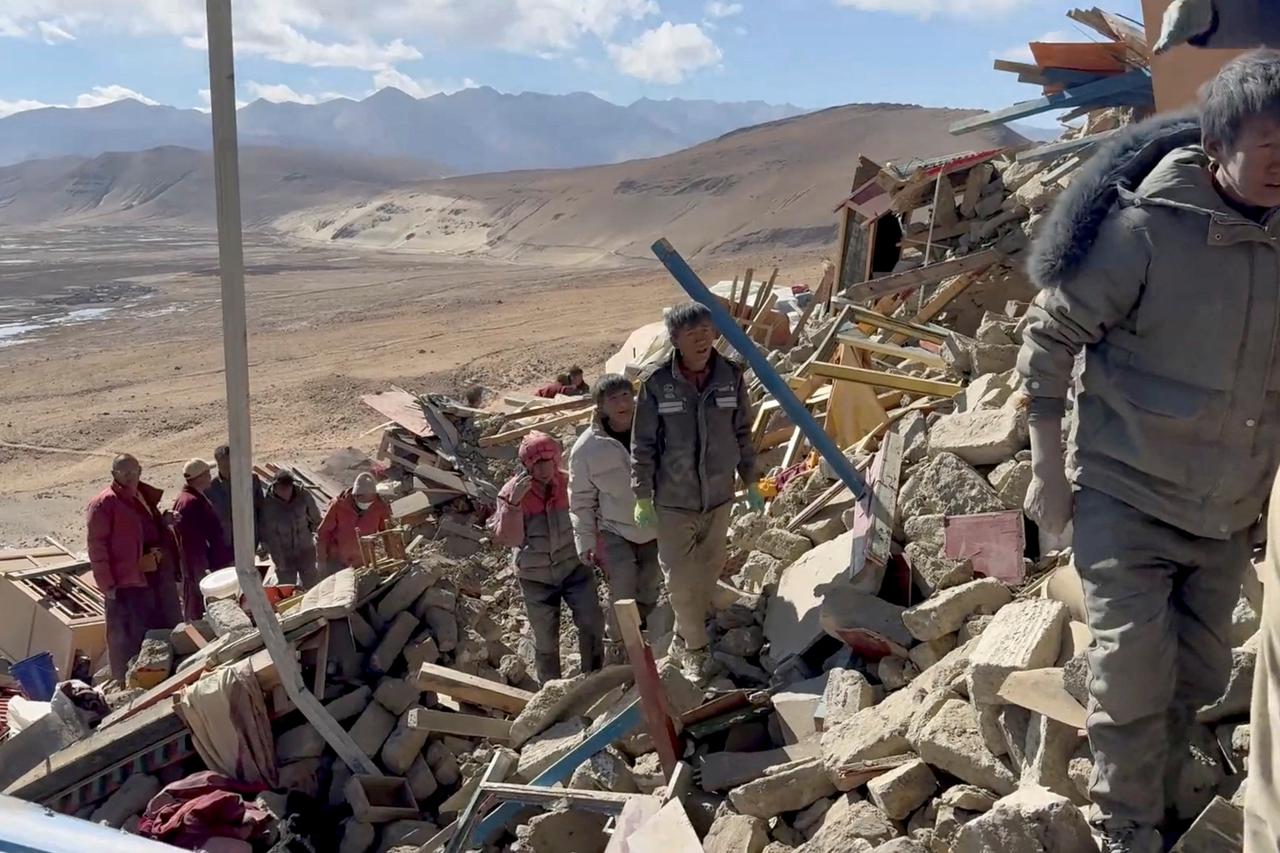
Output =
[{"x1": 491, "y1": 431, "x2": 604, "y2": 683}]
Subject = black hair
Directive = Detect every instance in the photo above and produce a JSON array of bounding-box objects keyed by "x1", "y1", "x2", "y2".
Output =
[
  {"x1": 664, "y1": 301, "x2": 713, "y2": 340},
  {"x1": 567, "y1": 365, "x2": 584, "y2": 377},
  {"x1": 592, "y1": 373, "x2": 632, "y2": 407},
  {"x1": 214, "y1": 444, "x2": 230, "y2": 460},
  {"x1": 463, "y1": 384, "x2": 484, "y2": 407},
  {"x1": 273, "y1": 468, "x2": 296, "y2": 486},
  {"x1": 1202, "y1": 49, "x2": 1280, "y2": 150}
]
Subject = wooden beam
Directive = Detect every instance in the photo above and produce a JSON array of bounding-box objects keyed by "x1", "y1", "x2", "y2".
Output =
[
  {"x1": 886, "y1": 271, "x2": 982, "y2": 346},
  {"x1": 950, "y1": 68, "x2": 1152, "y2": 135},
  {"x1": 833, "y1": 303, "x2": 946, "y2": 344},
  {"x1": 836, "y1": 331, "x2": 946, "y2": 369},
  {"x1": 504, "y1": 396, "x2": 598, "y2": 421},
  {"x1": 439, "y1": 749, "x2": 519, "y2": 853},
  {"x1": 809, "y1": 362, "x2": 961, "y2": 398},
  {"x1": 477, "y1": 406, "x2": 594, "y2": 447},
  {"x1": 416, "y1": 664, "x2": 534, "y2": 715},
  {"x1": 843, "y1": 249, "x2": 1000, "y2": 300},
  {"x1": 864, "y1": 430, "x2": 904, "y2": 570},
  {"x1": 1015, "y1": 128, "x2": 1119, "y2": 162},
  {"x1": 407, "y1": 708, "x2": 513, "y2": 742},
  {"x1": 480, "y1": 782, "x2": 640, "y2": 814},
  {"x1": 614, "y1": 599, "x2": 681, "y2": 776}
]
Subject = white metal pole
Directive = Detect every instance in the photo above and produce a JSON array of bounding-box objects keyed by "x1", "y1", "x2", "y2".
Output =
[{"x1": 204, "y1": 0, "x2": 378, "y2": 775}]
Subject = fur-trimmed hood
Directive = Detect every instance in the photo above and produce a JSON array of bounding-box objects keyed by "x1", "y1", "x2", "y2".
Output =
[{"x1": 1028, "y1": 111, "x2": 1202, "y2": 289}]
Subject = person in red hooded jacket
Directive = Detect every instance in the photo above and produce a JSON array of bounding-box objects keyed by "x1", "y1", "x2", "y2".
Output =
[
  {"x1": 86, "y1": 453, "x2": 184, "y2": 681},
  {"x1": 316, "y1": 472, "x2": 401, "y2": 576},
  {"x1": 491, "y1": 431, "x2": 605, "y2": 683}
]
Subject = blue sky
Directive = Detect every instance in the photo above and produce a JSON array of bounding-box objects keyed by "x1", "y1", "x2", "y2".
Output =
[{"x1": 0, "y1": 0, "x2": 1145, "y2": 126}]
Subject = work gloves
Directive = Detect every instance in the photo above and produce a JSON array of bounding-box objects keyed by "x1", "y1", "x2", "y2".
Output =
[
  {"x1": 1025, "y1": 414, "x2": 1073, "y2": 539},
  {"x1": 634, "y1": 498, "x2": 656, "y2": 528}
]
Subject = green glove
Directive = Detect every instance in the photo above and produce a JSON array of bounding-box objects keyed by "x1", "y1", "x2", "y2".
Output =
[
  {"x1": 746, "y1": 484, "x2": 766, "y2": 512},
  {"x1": 634, "y1": 498, "x2": 655, "y2": 528}
]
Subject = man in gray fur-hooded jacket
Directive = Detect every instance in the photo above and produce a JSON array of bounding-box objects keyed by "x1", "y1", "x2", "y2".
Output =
[{"x1": 1018, "y1": 51, "x2": 1280, "y2": 852}]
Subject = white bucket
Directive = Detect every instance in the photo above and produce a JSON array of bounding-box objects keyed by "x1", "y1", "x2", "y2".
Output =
[{"x1": 200, "y1": 566, "x2": 241, "y2": 602}]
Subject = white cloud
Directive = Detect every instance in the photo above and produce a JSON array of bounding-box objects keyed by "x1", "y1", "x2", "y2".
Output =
[
  {"x1": 37, "y1": 20, "x2": 74, "y2": 43},
  {"x1": 0, "y1": 98, "x2": 53, "y2": 118},
  {"x1": 370, "y1": 68, "x2": 479, "y2": 99},
  {"x1": 994, "y1": 29, "x2": 1084, "y2": 63},
  {"x1": 73, "y1": 84, "x2": 158, "y2": 108},
  {"x1": 608, "y1": 22, "x2": 721, "y2": 84},
  {"x1": 244, "y1": 81, "x2": 349, "y2": 104},
  {"x1": 0, "y1": 16, "x2": 27, "y2": 37},
  {"x1": 835, "y1": 0, "x2": 1030, "y2": 19},
  {"x1": 705, "y1": 2, "x2": 743, "y2": 18}
]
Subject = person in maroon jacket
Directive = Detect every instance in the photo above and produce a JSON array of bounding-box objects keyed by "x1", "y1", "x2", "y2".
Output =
[
  {"x1": 86, "y1": 454, "x2": 183, "y2": 681},
  {"x1": 171, "y1": 458, "x2": 233, "y2": 621}
]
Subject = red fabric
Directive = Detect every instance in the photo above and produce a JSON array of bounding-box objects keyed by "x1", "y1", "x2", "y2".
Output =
[
  {"x1": 316, "y1": 490, "x2": 392, "y2": 568},
  {"x1": 138, "y1": 771, "x2": 269, "y2": 850},
  {"x1": 86, "y1": 481, "x2": 178, "y2": 594},
  {"x1": 534, "y1": 381, "x2": 589, "y2": 398},
  {"x1": 491, "y1": 432, "x2": 570, "y2": 548},
  {"x1": 677, "y1": 358, "x2": 712, "y2": 391}
]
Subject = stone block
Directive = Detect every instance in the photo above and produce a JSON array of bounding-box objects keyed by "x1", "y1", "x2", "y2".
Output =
[
  {"x1": 820, "y1": 668, "x2": 876, "y2": 730},
  {"x1": 516, "y1": 809, "x2": 608, "y2": 853},
  {"x1": 90, "y1": 773, "x2": 160, "y2": 827},
  {"x1": 1021, "y1": 712, "x2": 1085, "y2": 804},
  {"x1": 905, "y1": 543, "x2": 974, "y2": 599},
  {"x1": 803, "y1": 794, "x2": 899, "y2": 851},
  {"x1": 418, "y1": 585, "x2": 458, "y2": 613},
  {"x1": 374, "y1": 677, "x2": 421, "y2": 715},
  {"x1": 276, "y1": 722, "x2": 326, "y2": 763},
  {"x1": 376, "y1": 819, "x2": 439, "y2": 853},
  {"x1": 909, "y1": 634, "x2": 958, "y2": 673},
  {"x1": 718, "y1": 625, "x2": 764, "y2": 658},
  {"x1": 898, "y1": 453, "x2": 1004, "y2": 522},
  {"x1": 325, "y1": 686, "x2": 373, "y2": 722},
  {"x1": 349, "y1": 611, "x2": 377, "y2": 649},
  {"x1": 277, "y1": 758, "x2": 325, "y2": 799},
  {"x1": 988, "y1": 459, "x2": 1033, "y2": 511},
  {"x1": 375, "y1": 565, "x2": 438, "y2": 622},
  {"x1": 339, "y1": 819, "x2": 376, "y2": 853},
  {"x1": 902, "y1": 578, "x2": 1013, "y2": 643},
  {"x1": 819, "y1": 583, "x2": 914, "y2": 651},
  {"x1": 406, "y1": 754, "x2": 438, "y2": 802},
  {"x1": 703, "y1": 813, "x2": 769, "y2": 853},
  {"x1": 801, "y1": 515, "x2": 846, "y2": 547},
  {"x1": 738, "y1": 551, "x2": 784, "y2": 593},
  {"x1": 381, "y1": 707, "x2": 432, "y2": 775},
  {"x1": 126, "y1": 638, "x2": 173, "y2": 690},
  {"x1": 517, "y1": 718, "x2": 586, "y2": 780},
  {"x1": 426, "y1": 739, "x2": 461, "y2": 787},
  {"x1": 958, "y1": 615, "x2": 994, "y2": 645},
  {"x1": 940, "y1": 785, "x2": 998, "y2": 812},
  {"x1": 927, "y1": 408, "x2": 1028, "y2": 467},
  {"x1": 903, "y1": 514, "x2": 945, "y2": 552},
  {"x1": 422, "y1": 605, "x2": 459, "y2": 653},
  {"x1": 348, "y1": 701, "x2": 397, "y2": 758},
  {"x1": 821, "y1": 687, "x2": 921, "y2": 789},
  {"x1": 773, "y1": 691, "x2": 821, "y2": 745},
  {"x1": 878, "y1": 656, "x2": 918, "y2": 691},
  {"x1": 757, "y1": 527, "x2": 814, "y2": 565},
  {"x1": 728, "y1": 756, "x2": 837, "y2": 819},
  {"x1": 910, "y1": 698, "x2": 1017, "y2": 795},
  {"x1": 205, "y1": 598, "x2": 252, "y2": 636},
  {"x1": 954, "y1": 369, "x2": 1019, "y2": 414},
  {"x1": 794, "y1": 796, "x2": 834, "y2": 838},
  {"x1": 1170, "y1": 796, "x2": 1244, "y2": 852},
  {"x1": 967, "y1": 599, "x2": 1069, "y2": 705},
  {"x1": 867, "y1": 758, "x2": 938, "y2": 821},
  {"x1": 369, "y1": 611, "x2": 420, "y2": 675},
  {"x1": 951, "y1": 786, "x2": 1093, "y2": 853}
]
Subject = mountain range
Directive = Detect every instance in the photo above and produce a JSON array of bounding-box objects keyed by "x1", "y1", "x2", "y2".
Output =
[{"x1": 0, "y1": 88, "x2": 806, "y2": 175}]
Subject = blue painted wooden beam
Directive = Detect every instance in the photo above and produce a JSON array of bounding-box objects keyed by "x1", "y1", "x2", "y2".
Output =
[
  {"x1": 472, "y1": 698, "x2": 643, "y2": 845},
  {"x1": 651, "y1": 238, "x2": 869, "y2": 500},
  {"x1": 950, "y1": 68, "x2": 1152, "y2": 135}
]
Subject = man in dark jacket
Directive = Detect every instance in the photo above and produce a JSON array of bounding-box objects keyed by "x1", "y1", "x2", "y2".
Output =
[
  {"x1": 86, "y1": 454, "x2": 183, "y2": 680},
  {"x1": 206, "y1": 443, "x2": 264, "y2": 555},
  {"x1": 1019, "y1": 52, "x2": 1280, "y2": 852},
  {"x1": 632, "y1": 302, "x2": 762, "y2": 682},
  {"x1": 261, "y1": 469, "x2": 322, "y2": 588},
  {"x1": 171, "y1": 458, "x2": 232, "y2": 620}
]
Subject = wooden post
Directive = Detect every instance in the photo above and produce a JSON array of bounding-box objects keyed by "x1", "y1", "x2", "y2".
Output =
[
  {"x1": 204, "y1": 0, "x2": 377, "y2": 776},
  {"x1": 614, "y1": 599, "x2": 681, "y2": 776}
]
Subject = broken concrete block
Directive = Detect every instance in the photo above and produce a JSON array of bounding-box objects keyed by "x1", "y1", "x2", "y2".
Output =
[
  {"x1": 1170, "y1": 796, "x2": 1244, "y2": 852},
  {"x1": 958, "y1": 615, "x2": 994, "y2": 645},
  {"x1": 713, "y1": 650, "x2": 769, "y2": 685},
  {"x1": 1062, "y1": 652, "x2": 1089, "y2": 707},
  {"x1": 940, "y1": 785, "x2": 998, "y2": 812},
  {"x1": 369, "y1": 611, "x2": 420, "y2": 675},
  {"x1": 801, "y1": 515, "x2": 846, "y2": 547},
  {"x1": 821, "y1": 668, "x2": 876, "y2": 729},
  {"x1": 967, "y1": 599, "x2": 1069, "y2": 705},
  {"x1": 170, "y1": 622, "x2": 211, "y2": 656},
  {"x1": 757, "y1": 527, "x2": 814, "y2": 565},
  {"x1": 794, "y1": 796, "x2": 834, "y2": 838},
  {"x1": 927, "y1": 408, "x2": 1028, "y2": 467},
  {"x1": 903, "y1": 514, "x2": 945, "y2": 552},
  {"x1": 381, "y1": 707, "x2": 432, "y2": 775},
  {"x1": 988, "y1": 459, "x2": 1033, "y2": 511},
  {"x1": 418, "y1": 584, "x2": 458, "y2": 614},
  {"x1": 126, "y1": 638, "x2": 173, "y2": 690},
  {"x1": 909, "y1": 634, "x2": 958, "y2": 673},
  {"x1": 516, "y1": 809, "x2": 608, "y2": 853},
  {"x1": 577, "y1": 748, "x2": 638, "y2": 794},
  {"x1": 738, "y1": 551, "x2": 785, "y2": 593},
  {"x1": 867, "y1": 758, "x2": 939, "y2": 821},
  {"x1": 325, "y1": 686, "x2": 372, "y2": 723},
  {"x1": 406, "y1": 754, "x2": 438, "y2": 802},
  {"x1": 90, "y1": 773, "x2": 160, "y2": 827},
  {"x1": 803, "y1": 793, "x2": 899, "y2": 850},
  {"x1": 374, "y1": 677, "x2": 421, "y2": 715},
  {"x1": 728, "y1": 756, "x2": 837, "y2": 819},
  {"x1": 819, "y1": 583, "x2": 914, "y2": 654},
  {"x1": 403, "y1": 633, "x2": 440, "y2": 674},
  {"x1": 205, "y1": 598, "x2": 252, "y2": 637},
  {"x1": 902, "y1": 578, "x2": 1013, "y2": 643},
  {"x1": 764, "y1": 529, "x2": 859, "y2": 662},
  {"x1": 905, "y1": 543, "x2": 974, "y2": 599},
  {"x1": 349, "y1": 611, "x2": 377, "y2": 649},
  {"x1": 1021, "y1": 712, "x2": 1085, "y2": 804},
  {"x1": 377, "y1": 821, "x2": 439, "y2": 853},
  {"x1": 718, "y1": 625, "x2": 765, "y2": 658},
  {"x1": 954, "y1": 369, "x2": 1019, "y2": 414},
  {"x1": 518, "y1": 718, "x2": 587, "y2": 780},
  {"x1": 339, "y1": 819, "x2": 376, "y2": 853},
  {"x1": 1199, "y1": 640, "x2": 1257, "y2": 724},
  {"x1": 376, "y1": 565, "x2": 438, "y2": 622},
  {"x1": 910, "y1": 698, "x2": 1017, "y2": 795},
  {"x1": 873, "y1": 839, "x2": 928, "y2": 853},
  {"x1": 773, "y1": 691, "x2": 821, "y2": 745},
  {"x1": 951, "y1": 786, "x2": 1093, "y2": 853},
  {"x1": 821, "y1": 688, "x2": 921, "y2": 789},
  {"x1": 426, "y1": 739, "x2": 461, "y2": 787},
  {"x1": 703, "y1": 813, "x2": 769, "y2": 853},
  {"x1": 276, "y1": 722, "x2": 326, "y2": 763},
  {"x1": 898, "y1": 453, "x2": 1004, "y2": 522},
  {"x1": 348, "y1": 700, "x2": 397, "y2": 758},
  {"x1": 422, "y1": 605, "x2": 459, "y2": 653},
  {"x1": 878, "y1": 655, "x2": 919, "y2": 691}
]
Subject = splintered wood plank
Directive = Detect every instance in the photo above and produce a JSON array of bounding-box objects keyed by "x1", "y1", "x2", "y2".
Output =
[
  {"x1": 809, "y1": 362, "x2": 961, "y2": 398},
  {"x1": 615, "y1": 599, "x2": 681, "y2": 776},
  {"x1": 836, "y1": 330, "x2": 946, "y2": 369},
  {"x1": 407, "y1": 708, "x2": 513, "y2": 742},
  {"x1": 416, "y1": 664, "x2": 534, "y2": 715},
  {"x1": 362, "y1": 390, "x2": 435, "y2": 438},
  {"x1": 844, "y1": 249, "x2": 1000, "y2": 300}
]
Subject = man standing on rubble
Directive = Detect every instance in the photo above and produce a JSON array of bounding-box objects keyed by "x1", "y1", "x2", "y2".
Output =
[
  {"x1": 171, "y1": 458, "x2": 232, "y2": 620},
  {"x1": 632, "y1": 302, "x2": 762, "y2": 682},
  {"x1": 206, "y1": 443, "x2": 264, "y2": 557},
  {"x1": 1020, "y1": 51, "x2": 1280, "y2": 852},
  {"x1": 261, "y1": 469, "x2": 322, "y2": 588},
  {"x1": 316, "y1": 472, "x2": 401, "y2": 574},
  {"x1": 569, "y1": 374, "x2": 660, "y2": 663},
  {"x1": 492, "y1": 431, "x2": 605, "y2": 682},
  {"x1": 86, "y1": 454, "x2": 183, "y2": 681}
]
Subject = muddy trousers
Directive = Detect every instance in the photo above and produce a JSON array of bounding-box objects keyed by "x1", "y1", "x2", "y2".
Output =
[
  {"x1": 519, "y1": 560, "x2": 605, "y2": 683},
  {"x1": 1073, "y1": 486, "x2": 1249, "y2": 831},
  {"x1": 271, "y1": 545, "x2": 320, "y2": 589},
  {"x1": 598, "y1": 531, "x2": 662, "y2": 643},
  {"x1": 105, "y1": 586, "x2": 162, "y2": 682},
  {"x1": 655, "y1": 503, "x2": 732, "y2": 651}
]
